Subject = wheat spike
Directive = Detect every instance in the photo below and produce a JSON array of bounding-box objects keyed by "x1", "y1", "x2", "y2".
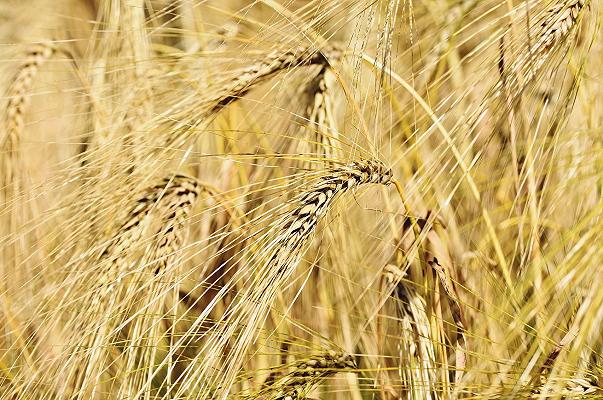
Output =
[
  {"x1": 172, "y1": 160, "x2": 392, "y2": 399},
  {"x1": 497, "y1": 0, "x2": 589, "y2": 102},
  {"x1": 535, "y1": 0, "x2": 588, "y2": 55},
  {"x1": 2, "y1": 42, "x2": 55, "y2": 146},
  {"x1": 151, "y1": 45, "x2": 342, "y2": 152},
  {"x1": 1, "y1": 41, "x2": 56, "y2": 286},
  {"x1": 255, "y1": 351, "x2": 357, "y2": 399},
  {"x1": 300, "y1": 65, "x2": 341, "y2": 163},
  {"x1": 40, "y1": 174, "x2": 202, "y2": 399},
  {"x1": 531, "y1": 377, "x2": 601, "y2": 398},
  {"x1": 1, "y1": 42, "x2": 55, "y2": 198},
  {"x1": 384, "y1": 264, "x2": 438, "y2": 400},
  {"x1": 97, "y1": 173, "x2": 202, "y2": 276},
  {"x1": 210, "y1": 45, "x2": 341, "y2": 112}
]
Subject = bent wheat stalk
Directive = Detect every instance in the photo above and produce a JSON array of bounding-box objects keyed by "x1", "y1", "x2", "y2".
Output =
[
  {"x1": 495, "y1": 0, "x2": 590, "y2": 104},
  {"x1": 45, "y1": 174, "x2": 201, "y2": 399},
  {"x1": 173, "y1": 160, "x2": 392, "y2": 399}
]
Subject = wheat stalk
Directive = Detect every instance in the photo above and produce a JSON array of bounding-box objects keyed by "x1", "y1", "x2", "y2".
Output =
[
  {"x1": 169, "y1": 160, "x2": 392, "y2": 399},
  {"x1": 429, "y1": 257, "x2": 467, "y2": 387},
  {"x1": 42, "y1": 173, "x2": 202, "y2": 399},
  {"x1": 81, "y1": 174, "x2": 202, "y2": 286},
  {"x1": 81, "y1": 0, "x2": 153, "y2": 170}
]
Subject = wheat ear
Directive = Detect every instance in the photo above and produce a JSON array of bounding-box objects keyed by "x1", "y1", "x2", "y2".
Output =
[
  {"x1": 2, "y1": 42, "x2": 55, "y2": 147},
  {"x1": 1, "y1": 42, "x2": 55, "y2": 197},
  {"x1": 1, "y1": 42, "x2": 55, "y2": 279},
  {"x1": 534, "y1": 0, "x2": 588, "y2": 55},
  {"x1": 255, "y1": 351, "x2": 357, "y2": 399},
  {"x1": 300, "y1": 65, "x2": 341, "y2": 163},
  {"x1": 496, "y1": 0, "x2": 589, "y2": 102},
  {"x1": 384, "y1": 264, "x2": 438, "y2": 400},
  {"x1": 155, "y1": 45, "x2": 342, "y2": 151},
  {"x1": 48, "y1": 174, "x2": 201, "y2": 399},
  {"x1": 530, "y1": 377, "x2": 600, "y2": 398},
  {"x1": 89, "y1": 174, "x2": 202, "y2": 281},
  {"x1": 174, "y1": 160, "x2": 392, "y2": 399},
  {"x1": 209, "y1": 45, "x2": 341, "y2": 112}
]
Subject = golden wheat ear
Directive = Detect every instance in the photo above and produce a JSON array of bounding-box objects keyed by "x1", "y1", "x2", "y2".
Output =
[
  {"x1": 94, "y1": 173, "x2": 203, "y2": 290},
  {"x1": 3, "y1": 42, "x2": 56, "y2": 141},
  {"x1": 150, "y1": 44, "x2": 342, "y2": 152},
  {"x1": 298, "y1": 65, "x2": 341, "y2": 164},
  {"x1": 254, "y1": 351, "x2": 357, "y2": 399},
  {"x1": 175, "y1": 160, "x2": 392, "y2": 399},
  {"x1": 209, "y1": 45, "x2": 342, "y2": 111},
  {"x1": 38, "y1": 173, "x2": 203, "y2": 399},
  {"x1": 535, "y1": 0, "x2": 589, "y2": 54},
  {"x1": 1, "y1": 41, "x2": 57, "y2": 286},
  {"x1": 2, "y1": 42, "x2": 56, "y2": 193},
  {"x1": 496, "y1": 0, "x2": 591, "y2": 104},
  {"x1": 383, "y1": 264, "x2": 438, "y2": 399}
]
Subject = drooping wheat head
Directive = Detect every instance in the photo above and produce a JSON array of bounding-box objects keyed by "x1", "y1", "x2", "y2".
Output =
[
  {"x1": 27, "y1": 173, "x2": 202, "y2": 399},
  {"x1": 252, "y1": 351, "x2": 357, "y2": 399},
  {"x1": 169, "y1": 160, "x2": 392, "y2": 399}
]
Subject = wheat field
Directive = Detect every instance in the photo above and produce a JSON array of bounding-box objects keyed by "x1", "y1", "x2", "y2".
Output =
[{"x1": 0, "y1": 0, "x2": 602, "y2": 398}]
